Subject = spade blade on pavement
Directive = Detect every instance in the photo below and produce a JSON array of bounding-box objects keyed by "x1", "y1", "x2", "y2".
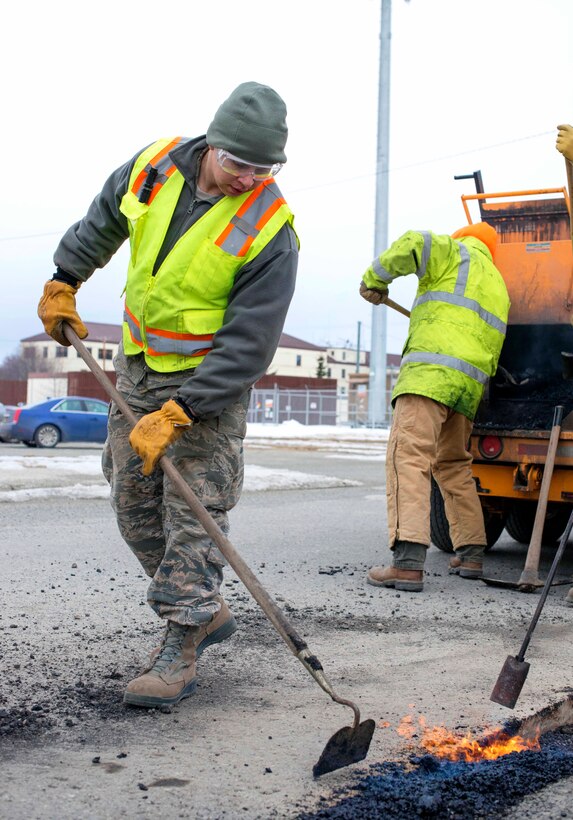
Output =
[{"x1": 313, "y1": 719, "x2": 376, "y2": 778}]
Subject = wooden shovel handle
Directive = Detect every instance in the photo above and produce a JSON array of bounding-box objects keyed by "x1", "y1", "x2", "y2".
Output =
[
  {"x1": 519, "y1": 406, "x2": 564, "y2": 584},
  {"x1": 385, "y1": 297, "x2": 411, "y2": 318},
  {"x1": 62, "y1": 323, "x2": 362, "y2": 722},
  {"x1": 566, "y1": 158, "x2": 573, "y2": 234}
]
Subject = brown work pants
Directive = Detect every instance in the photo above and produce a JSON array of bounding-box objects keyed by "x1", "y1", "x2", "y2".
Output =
[{"x1": 386, "y1": 394, "x2": 486, "y2": 550}]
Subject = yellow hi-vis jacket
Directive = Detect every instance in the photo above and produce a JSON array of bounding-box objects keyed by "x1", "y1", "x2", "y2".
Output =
[
  {"x1": 362, "y1": 230, "x2": 510, "y2": 419},
  {"x1": 119, "y1": 137, "x2": 296, "y2": 372}
]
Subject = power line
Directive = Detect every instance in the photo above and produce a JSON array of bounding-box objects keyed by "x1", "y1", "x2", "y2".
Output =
[
  {"x1": 0, "y1": 129, "x2": 555, "y2": 243},
  {"x1": 291, "y1": 130, "x2": 555, "y2": 193},
  {"x1": 0, "y1": 230, "x2": 64, "y2": 242}
]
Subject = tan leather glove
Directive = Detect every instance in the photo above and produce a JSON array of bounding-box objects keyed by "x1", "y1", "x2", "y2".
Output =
[
  {"x1": 129, "y1": 399, "x2": 194, "y2": 475},
  {"x1": 556, "y1": 124, "x2": 573, "y2": 162},
  {"x1": 359, "y1": 281, "x2": 389, "y2": 306},
  {"x1": 37, "y1": 280, "x2": 88, "y2": 346}
]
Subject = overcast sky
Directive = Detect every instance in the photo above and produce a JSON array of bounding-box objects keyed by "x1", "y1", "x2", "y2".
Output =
[{"x1": 2, "y1": 0, "x2": 571, "y2": 365}]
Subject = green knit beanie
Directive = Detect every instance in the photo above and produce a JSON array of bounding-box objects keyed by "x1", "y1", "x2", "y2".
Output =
[{"x1": 206, "y1": 81, "x2": 288, "y2": 165}]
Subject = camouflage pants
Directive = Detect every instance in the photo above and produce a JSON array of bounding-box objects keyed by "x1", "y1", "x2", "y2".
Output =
[{"x1": 102, "y1": 348, "x2": 247, "y2": 626}]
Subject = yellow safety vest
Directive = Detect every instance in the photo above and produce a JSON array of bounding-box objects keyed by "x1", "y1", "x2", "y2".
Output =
[
  {"x1": 363, "y1": 230, "x2": 510, "y2": 419},
  {"x1": 119, "y1": 137, "x2": 297, "y2": 372}
]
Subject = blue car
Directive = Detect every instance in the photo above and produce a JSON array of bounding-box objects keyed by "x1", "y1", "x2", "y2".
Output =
[{"x1": 11, "y1": 396, "x2": 109, "y2": 448}]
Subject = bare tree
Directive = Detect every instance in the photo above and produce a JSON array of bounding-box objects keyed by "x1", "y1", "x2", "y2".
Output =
[{"x1": 0, "y1": 345, "x2": 52, "y2": 379}]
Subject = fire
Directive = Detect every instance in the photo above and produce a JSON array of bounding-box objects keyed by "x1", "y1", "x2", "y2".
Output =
[{"x1": 392, "y1": 712, "x2": 540, "y2": 762}]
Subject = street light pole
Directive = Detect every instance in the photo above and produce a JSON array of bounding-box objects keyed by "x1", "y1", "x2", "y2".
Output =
[{"x1": 368, "y1": 0, "x2": 391, "y2": 426}]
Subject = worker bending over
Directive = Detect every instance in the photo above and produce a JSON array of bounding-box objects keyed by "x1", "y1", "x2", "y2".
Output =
[
  {"x1": 37, "y1": 83, "x2": 299, "y2": 707},
  {"x1": 360, "y1": 223, "x2": 510, "y2": 592}
]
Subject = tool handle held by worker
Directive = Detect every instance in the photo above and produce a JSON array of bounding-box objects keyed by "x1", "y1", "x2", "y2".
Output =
[
  {"x1": 385, "y1": 298, "x2": 411, "y2": 318},
  {"x1": 62, "y1": 325, "x2": 312, "y2": 654},
  {"x1": 62, "y1": 322, "x2": 362, "y2": 725}
]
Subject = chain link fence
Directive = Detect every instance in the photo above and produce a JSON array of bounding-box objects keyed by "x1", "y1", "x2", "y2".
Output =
[{"x1": 248, "y1": 387, "x2": 393, "y2": 427}]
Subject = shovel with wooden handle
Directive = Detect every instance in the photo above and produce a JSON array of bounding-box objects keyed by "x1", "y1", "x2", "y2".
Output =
[
  {"x1": 516, "y1": 405, "x2": 564, "y2": 591},
  {"x1": 63, "y1": 323, "x2": 375, "y2": 778}
]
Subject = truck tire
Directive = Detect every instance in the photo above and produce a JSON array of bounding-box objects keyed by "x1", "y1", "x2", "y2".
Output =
[
  {"x1": 430, "y1": 479, "x2": 506, "y2": 552},
  {"x1": 505, "y1": 501, "x2": 572, "y2": 545},
  {"x1": 430, "y1": 480, "x2": 454, "y2": 552}
]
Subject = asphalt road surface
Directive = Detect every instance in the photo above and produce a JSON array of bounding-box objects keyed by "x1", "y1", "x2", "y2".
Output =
[{"x1": 2, "y1": 438, "x2": 573, "y2": 818}]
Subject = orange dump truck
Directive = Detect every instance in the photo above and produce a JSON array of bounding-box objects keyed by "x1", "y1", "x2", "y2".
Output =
[{"x1": 431, "y1": 171, "x2": 573, "y2": 552}]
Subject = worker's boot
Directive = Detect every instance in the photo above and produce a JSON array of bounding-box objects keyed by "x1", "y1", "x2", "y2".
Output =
[
  {"x1": 367, "y1": 541, "x2": 426, "y2": 592},
  {"x1": 124, "y1": 597, "x2": 237, "y2": 707},
  {"x1": 449, "y1": 544, "x2": 485, "y2": 579}
]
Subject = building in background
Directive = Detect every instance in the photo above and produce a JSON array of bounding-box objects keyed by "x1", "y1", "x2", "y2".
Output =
[
  {"x1": 21, "y1": 326, "x2": 332, "y2": 379},
  {"x1": 325, "y1": 344, "x2": 369, "y2": 395},
  {"x1": 9, "y1": 324, "x2": 402, "y2": 426},
  {"x1": 265, "y1": 333, "x2": 326, "y2": 377},
  {"x1": 348, "y1": 353, "x2": 401, "y2": 426},
  {"x1": 21, "y1": 323, "x2": 121, "y2": 377}
]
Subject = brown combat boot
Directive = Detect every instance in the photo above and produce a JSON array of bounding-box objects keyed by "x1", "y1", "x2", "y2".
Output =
[
  {"x1": 124, "y1": 597, "x2": 237, "y2": 707},
  {"x1": 448, "y1": 555, "x2": 483, "y2": 579},
  {"x1": 367, "y1": 565, "x2": 424, "y2": 592},
  {"x1": 449, "y1": 544, "x2": 485, "y2": 579}
]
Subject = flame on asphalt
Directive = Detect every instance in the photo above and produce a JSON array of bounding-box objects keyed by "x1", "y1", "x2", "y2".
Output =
[{"x1": 388, "y1": 712, "x2": 540, "y2": 762}]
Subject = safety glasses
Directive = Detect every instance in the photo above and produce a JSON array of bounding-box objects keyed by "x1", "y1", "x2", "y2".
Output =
[{"x1": 216, "y1": 148, "x2": 283, "y2": 181}]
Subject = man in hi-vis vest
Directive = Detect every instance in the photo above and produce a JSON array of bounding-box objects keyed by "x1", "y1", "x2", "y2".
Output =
[
  {"x1": 360, "y1": 222, "x2": 509, "y2": 593},
  {"x1": 38, "y1": 83, "x2": 299, "y2": 707}
]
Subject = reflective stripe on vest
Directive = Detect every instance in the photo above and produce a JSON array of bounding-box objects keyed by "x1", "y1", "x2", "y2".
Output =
[
  {"x1": 123, "y1": 304, "x2": 214, "y2": 358},
  {"x1": 120, "y1": 138, "x2": 296, "y2": 369},
  {"x1": 453, "y1": 242, "x2": 470, "y2": 294},
  {"x1": 401, "y1": 351, "x2": 490, "y2": 384},
  {"x1": 214, "y1": 178, "x2": 286, "y2": 257},
  {"x1": 130, "y1": 137, "x2": 183, "y2": 205},
  {"x1": 412, "y1": 240, "x2": 507, "y2": 335},
  {"x1": 371, "y1": 231, "x2": 432, "y2": 283},
  {"x1": 413, "y1": 291, "x2": 507, "y2": 334}
]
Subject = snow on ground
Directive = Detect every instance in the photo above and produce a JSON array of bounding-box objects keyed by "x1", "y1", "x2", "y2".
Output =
[
  {"x1": 0, "y1": 455, "x2": 103, "y2": 474},
  {"x1": 1, "y1": 484, "x2": 109, "y2": 503},
  {"x1": 246, "y1": 420, "x2": 389, "y2": 439},
  {"x1": 0, "y1": 465, "x2": 361, "y2": 503},
  {"x1": 245, "y1": 420, "x2": 389, "y2": 458},
  {"x1": 0, "y1": 421, "x2": 385, "y2": 503}
]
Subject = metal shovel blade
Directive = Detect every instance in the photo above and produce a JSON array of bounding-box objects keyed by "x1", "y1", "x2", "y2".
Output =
[
  {"x1": 313, "y1": 719, "x2": 376, "y2": 778},
  {"x1": 481, "y1": 576, "x2": 570, "y2": 591},
  {"x1": 490, "y1": 655, "x2": 531, "y2": 709},
  {"x1": 481, "y1": 576, "x2": 526, "y2": 589},
  {"x1": 481, "y1": 576, "x2": 544, "y2": 592}
]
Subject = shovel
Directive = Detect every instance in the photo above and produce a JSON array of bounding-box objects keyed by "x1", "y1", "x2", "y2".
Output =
[
  {"x1": 482, "y1": 405, "x2": 565, "y2": 592},
  {"x1": 490, "y1": 504, "x2": 573, "y2": 708},
  {"x1": 63, "y1": 323, "x2": 375, "y2": 777}
]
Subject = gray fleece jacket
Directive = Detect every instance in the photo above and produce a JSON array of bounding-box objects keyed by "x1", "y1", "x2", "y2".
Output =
[{"x1": 53, "y1": 136, "x2": 299, "y2": 419}]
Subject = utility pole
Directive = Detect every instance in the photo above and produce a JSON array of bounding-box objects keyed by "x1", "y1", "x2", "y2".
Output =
[
  {"x1": 356, "y1": 320, "x2": 361, "y2": 373},
  {"x1": 368, "y1": 0, "x2": 391, "y2": 426}
]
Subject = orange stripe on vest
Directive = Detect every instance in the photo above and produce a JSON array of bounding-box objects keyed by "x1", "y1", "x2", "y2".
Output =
[{"x1": 131, "y1": 137, "x2": 182, "y2": 196}]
